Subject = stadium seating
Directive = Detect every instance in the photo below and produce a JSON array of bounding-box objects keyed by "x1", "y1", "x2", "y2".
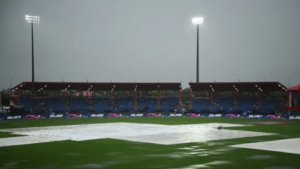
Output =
[
  {"x1": 192, "y1": 98, "x2": 211, "y2": 112},
  {"x1": 92, "y1": 98, "x2": 112, "y2": 112},
  {"x1": 211, "y1": 98, "x2": 234, "y2": 113},
  {"x1": 20, "y1": 98, "x2": 44, "y2": 113},
  {"x1": 114, "y1": 98, "x2": 134, "y2": 112},
  {"x1": 235, "y1": 97, "x2": 257, "y2": 112},
  {"x1": 68, "y1": 98, "x2": 90, "y2": 113},
  {"x1": 160, "y1": 97, "x2": 179, "y2": 112},
  {"x1": 137, "y1": 98, "x2": 158, "y2": 112},
  {"x1": 44, "y1": 98, "x2": 68, "y2": 113},
  {"x1": 259, "y1": 98, "x2": 281, "y2": 113}
]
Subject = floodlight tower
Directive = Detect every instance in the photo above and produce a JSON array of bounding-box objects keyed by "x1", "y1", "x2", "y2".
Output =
[
  {"x1": 25, "y1": 15, "x2": 40, "y2": 114},
  {"x1": 192, "y1": 17, "x2": 203, "y2": 83}
]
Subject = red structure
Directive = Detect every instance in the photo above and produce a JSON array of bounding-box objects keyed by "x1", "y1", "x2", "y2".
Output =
[
  {"x1": 286, "y1": 84, "x2": 300, "y2": 110},
  {"x1": 11, "y1": 82, "x2": 182, "y2": 110},
  {"x1": 189, "y1": 82, "x2": 288, "y2": 109}
]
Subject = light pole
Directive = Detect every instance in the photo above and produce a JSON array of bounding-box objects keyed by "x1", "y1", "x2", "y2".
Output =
[
  {"x1": 192, "y1": 17, "x2": 203, "y2": 83},
  {"x1": 25, "y1": 15, "x2": 40, "y2": 114}
]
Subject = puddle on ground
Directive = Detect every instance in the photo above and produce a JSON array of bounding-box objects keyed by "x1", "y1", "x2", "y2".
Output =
[
  {"x1": 67, "y1": 153, "x2": 82, "y2": 156},
  {"x1": 247, "y1": 155, "x2": 273, "y2": 159},
  {"x1": 265, "y1": 167, "x2": 296, "y2": 169},
  {"x1": 73, "y1": 164, "x2": 104, "y2": 169},
  {"x1": 169, "y1": 160, "x2": 232, "y2": 169}
]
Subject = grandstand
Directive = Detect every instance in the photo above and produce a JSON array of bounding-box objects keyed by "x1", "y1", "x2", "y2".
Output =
[
  {"x1": 189, "y1": 82, "x2": 289, "y2": 114},
  {"x1": 9, "y1": 81, "x2": 299, "y2": 115},
  {"x1": 10, "y1": 82, "x2": 183, "y2": 114}
]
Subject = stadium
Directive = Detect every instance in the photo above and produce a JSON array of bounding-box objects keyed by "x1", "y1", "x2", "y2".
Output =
[{"x1": 1, "y1": 1, "x2": 300, "y2": 169}]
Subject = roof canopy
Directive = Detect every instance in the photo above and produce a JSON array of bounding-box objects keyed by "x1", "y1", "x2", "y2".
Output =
[
  {"x1": 288, "y1": 84, "x2": 300, "y2": 91},
  {"x1": 12, "y1": 82, "x2": 181, "y2": 91},
  {"x1": 189, "y1": 82, "x2": 287, "y2": 92}
]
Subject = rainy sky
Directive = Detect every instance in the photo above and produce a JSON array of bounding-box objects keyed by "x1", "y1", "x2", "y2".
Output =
[{"x1": 0, "y1": 0, "x2": 300, "y2": 90}]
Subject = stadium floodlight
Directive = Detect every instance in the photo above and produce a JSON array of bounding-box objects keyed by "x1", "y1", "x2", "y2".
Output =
[
  {"x1": 25, "y1": 15, "x2": 40, "y2": 24},
  {"x1": 68, "y1": 85, "x2": 70, "y2": 88},
  {"x1": 255, "y1": 85, "x2": 258, "y2": 87},
  {"x1": 192, "y1": 17, "x2": 204, "y2": 83},
  {"x1": 44, "y1": 85, "x2": 47, "y2": 87},
  {"x1": 278, "y1": 84, "x2": 281, "y2": 87},
  {"x1": 25, "y1": 15, "x2": 40, "y2": 114},
  {"x1": 192, "y1": 17, "x2": 204, "y2": 25},
  {"x1": 91, "y1": 85, "x2": 93, "y2": 87}
]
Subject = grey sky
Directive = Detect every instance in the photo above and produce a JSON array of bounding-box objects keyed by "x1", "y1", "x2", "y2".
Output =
[{"x1": 0, "y1": 0, "x2": 300, "y2": 90}]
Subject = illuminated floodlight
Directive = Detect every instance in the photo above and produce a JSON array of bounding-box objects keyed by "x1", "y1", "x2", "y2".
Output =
[
  {"x1": 68, "y1": 85, "x2": 70, "y2": 88},
  {"x1": 25, "y1": 15, "x2": 40, "y2": 24},
  {"x1": 192, "y1": 17, "x2": 204, "y2": 25},
  {"x1": 44, "y1": 85, "x2": 47, "y2": 87}
]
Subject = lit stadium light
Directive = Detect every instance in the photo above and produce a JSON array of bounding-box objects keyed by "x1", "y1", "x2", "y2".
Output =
[
  {"x1": 68, "y1": 85, "x2": 70, "y2": 88},
  {"x1": 25, "y1": 15, "x2": 40, "y2": 24},
  {"x1": 91, "y1": 85, "x2": 93, "y2": 87},
  {"x1": 233, "y1": 85, "x2": 235, "y2": 87},
  {"x1": 192, "y1": 17, "x2": 204, "y2": 25},
  {"x1": 255, "y1": 85, "x2": 258, "y2": 87},
  {"x1": 278, "y1": 84, "x2": 281, "y2": 87},
  {"x1": 20, "y1": 85, "x2": 23, "y2": 87},
  {"x1": 44, "y1": 85, "x2": 47, "y2": 87}
]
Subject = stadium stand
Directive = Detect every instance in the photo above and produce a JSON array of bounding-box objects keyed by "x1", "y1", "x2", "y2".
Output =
[
  {"x1": 160, "y1": 97, "x2": 179, "y2": 112},
  {"x1": 192, "y1": 98, "x2": 211, "y2": 112},
  {"x1": 114, "y1": 98, "x2": 134, "y2": 112},
  {"x1": 44, "y1": 98, "x2": 68, "y2": 113},
  {"x1": 137, "y1": 98, "x2": 158, "y2": 112},
  {"x1": 20, "y1": 98, "x2": 44, "y2": 113},
  {"x1": 235, "y1": 97, "x2": 257, "y2": 112},
  {"x1": 211, "y1": 97, "x2": 234, "y2": 113},
  {"x1": 259, "y1": 98, "x2": 281, "y2": 113},
  {"x1": 68, "y1": 98, "x2": 90, "y2": 113},
  {"x1": 92, "y1": 98, "x2": 112, "y2": 113}
]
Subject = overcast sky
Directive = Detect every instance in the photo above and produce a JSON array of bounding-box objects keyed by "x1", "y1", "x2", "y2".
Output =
[{"x1": 0, "y1": 0, "x2": 300, "y2": 90}]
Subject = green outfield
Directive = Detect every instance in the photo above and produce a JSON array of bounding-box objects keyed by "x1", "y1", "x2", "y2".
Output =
[{"x1": 0, "y1": 117, "x2": 300, "y2": 169}]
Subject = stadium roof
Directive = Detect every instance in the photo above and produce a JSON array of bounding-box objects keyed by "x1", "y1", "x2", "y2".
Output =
[
  {"x1": 12, "y1": 82, "x2": 182, "y2": 91},
  {"x1": 189, "y1": 82, "x2": 288, "y2": 92},
  {"x1": 288, "y1": 84, "x2": 300, "y2": 91}
]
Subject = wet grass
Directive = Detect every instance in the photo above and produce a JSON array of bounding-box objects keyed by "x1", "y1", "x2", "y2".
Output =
[
  {"x1": 0, "y1": 131, "x2": 24, "y2": 138},
  {"x1": 0, "y1": 117, "x2": 300, "y2": 169}
]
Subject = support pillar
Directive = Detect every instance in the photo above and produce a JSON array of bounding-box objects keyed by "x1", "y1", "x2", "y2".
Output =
[
  {"x1": 10, "y1": 89, "x2": 13, "y2": 100},
  {"x1": 111, "y1": 89, "x2": 115, "y2": 107},
  {"x1": 257, "y1": 89, "x2": 260, "y2": 107},
  {"x1": 211, "y1": 90, "x2": 214, "y2": 105},
  {"x1": 179, "y1": 88, "x2": 182, "y2": 109},
  {"x1": 66, "y1": 89, "x2": 68, "y2": 105},
  {"x1": 189, "y1": 88, "x2": 192, "y2": 109},
  {"x1": 289, "y1": 91, "x2": 292, "y2": 107},
  {"x1": 280, "y1": 88, "x2": 283, "y2": 106},
  {"x1": 134, "y1": 89, "x2": 137, "y2": 109},
  {"x1": 157, "y1": 88, "x2": 160, "y2": 108},
  {"x1": 18, "y1": 88, "x2": 20, "y2": 105},
  {"x1": 233, "y1": 89, "x2": 236, "y2": 107}
]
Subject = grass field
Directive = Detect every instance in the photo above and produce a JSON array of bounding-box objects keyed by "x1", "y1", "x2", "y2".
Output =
[{"x1": 0, "y1": 117, "x2": 299, "y2": 169}]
